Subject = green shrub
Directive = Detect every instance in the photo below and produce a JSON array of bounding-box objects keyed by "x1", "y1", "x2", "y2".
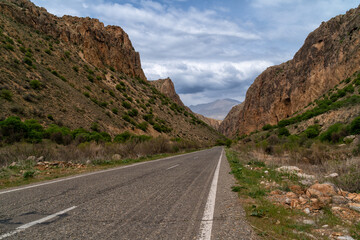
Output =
[
  {"x1": 304, "y1": 124, "x2": 320, "y2": 138},
  {"x1": 319, "y1": 123, "x2": 346, "y2": 143},
  {"x1": 83, "y1": 92, "x2": 90, "y2": 98},
  {"x1": 137, "y1": 122, "x2": 148, "y2": 131},
  {"x1": 90, "y1": 122, "x2": 100, "y2": 132},
  {"x1": 1, "y1": 89, "x2": 12, "y2": 101},
  {"x1": 128, "y1": 108, "x2": 138, "y2": 117},
  {"x1": 345, "y1": 77, "x2": 351, "y2": 84},
  {"x1": 23, "y1": 57, "x2": 32, "y2": 66},
  {"x1": 0, "y1": 116, "x2": 27, "y2": 143},
  {"x1": 344, "y1": 84, "x2": 355, "y2": 94},
  {"x1": 153, "y1": 123, "x2": 171, "y2": 133},
  {"x1": 262, "y1": 124, "x2": 273, "y2": 131},
  {"x1": 278, "y1": 127, "x2": 290, "y2": 137},
  {"x1": 109, "y1": 66, "x2": 115, "y2": 72},
  {"x1": 3, "y1": 44, "x2": 14, "y2": 51},
  {"x1": 350, "y1": 116, "x2": 360, "y2": 135},
  {"x1": 122, "y1": 101, "x2": 131, "y2": 109},
  {"x1": 112, "y1": 108, "x2": 118, "y2": 114},
  {"x1": 29, "y1": 80, "x2": 42, "y2": 89},
  {"x1": 47, "y1": 115, "x2": 54, "y2": 121},
  {"x1": 23, "y1": 170, "x2": 35, "y2": 179},
  {"x1": 45, "y1": 49, "x2": 51, "y2": 55},
  {"x1": 114, "y1": 131, "x2": 132, "y2": 143},
  {"x1": 87, "y1": 75, "x2": 94, "y2": 82},
  {"x1": 72, "y1": 66, "x2": 79, "y2": 72}
]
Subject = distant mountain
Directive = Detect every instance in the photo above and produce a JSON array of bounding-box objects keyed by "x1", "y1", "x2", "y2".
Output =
[{"x1": 189, "y1": 99, "x2": 241, "y2": 120}]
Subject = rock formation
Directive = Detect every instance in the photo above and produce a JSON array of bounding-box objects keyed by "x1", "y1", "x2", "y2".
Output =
[
  {"x1": 150, "y1": 78, "x2": 222, "y2": 130},
  {"x1": 220, "y1": 5, "x2": 360, "y2": 137},
  {"x1": 0, "y1": 0, "x2": 145, "y2": 79}
]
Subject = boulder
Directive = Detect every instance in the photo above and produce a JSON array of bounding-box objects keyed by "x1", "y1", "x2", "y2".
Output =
[
  {"x1": 37, "y1": 156, "x2": 44, "y2": 162},
  {"x1": 325, "y1": 173, "x2": 339, "y2": 178},
  {"x1": 276, "y1": 166, "x2": 301, "y2": 174},
  {"x1": 26, "y1": 156, "x2": 36, "y2": 161},
  {"x1": 290, "y1": 185, "x2": 304, "y2": 195},
  {"x1": 112, "y1": 154, "x2": 121, "y2": 161},
  {"x1": 348, "y1": 203, "x2": 360, "y2": 213},
  {"x1": 331, "y1": 195, "x2": 349, "y2": 205},
  {"x1": 306, "y1": 183, "x2": 339, "y2": 198}
]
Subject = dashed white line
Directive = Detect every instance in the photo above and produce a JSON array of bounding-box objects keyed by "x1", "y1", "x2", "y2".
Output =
[
  {"x1": 0, "y1": 206, "x2": 77, "y2": 240},
  {"x1": 166, "y1": 164, "x2": 179, "y2": 170},
  {"x1": 198, "y1": 149, "x2": 223, "y2": 240}
]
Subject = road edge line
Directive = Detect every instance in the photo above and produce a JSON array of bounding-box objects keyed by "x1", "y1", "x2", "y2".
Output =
[{"x1": 198, "y1": 148, "x2": 223, "y2": 240}]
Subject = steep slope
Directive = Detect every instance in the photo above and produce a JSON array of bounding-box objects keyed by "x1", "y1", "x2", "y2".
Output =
[
  {"x1": 190, "y1": 99, "x2": 241, "y2": 120},
  {"x1": 0, "y1": 0, "x2": 221, "y2": 143},
  {"x1": 150, "y1": 78, "x2": 222, "y2": 130},
  {"x1": 220, "y1": 5, "x2": 360, "y2": 137}
]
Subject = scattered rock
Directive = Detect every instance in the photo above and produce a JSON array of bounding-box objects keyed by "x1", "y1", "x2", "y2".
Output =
[
  {"x1": 300, "y1": 179, "x2": 314, "y2": 186},
  {"x1": 276, "y1": 166, "x2": 301, "y2": 174},
  {"x1": 86, "y1": 160, "x2": 92, "y2": 165},
  {"x1": 297, "y1": 173, "x2": 316, "y2": 179},
  {"x1": 325, "y1": 173, "x2": 339, "y2": 178},
  {"x1": 37, "y1": 156, "x2": 44, "y2": 162},
  {"x1": 337, "y1": 236, "x2": 355, "y2": 240},
  {"x1": 348, "y1": 203, "x2": 360, "y2": 213},
  {"x1": 112, "y1": 154, "x2": 121, "y2": 161},
  {"x1": 290, "y1": 185, "x2": 304, "y2": 195},
  {"x1": 286, "y1": 192, "x2": 298, "y2": 199},
  {"x1": 303, "y1": 219, "x2": 315, "y2": 225},
  {"x1": 304, "y1": 208, "x2": 311, "y2": 214},
  {"x1": 264, "y1": 170, "x2": 269, "y2": 174},
  {"x1": 26, "y1": 156, "x2": 36, "y2": 161},
  {"x1": 9, "y1": 162, "x2": 17, "y2": 167},
  {"x1": 306, "y1": 183, "x2": 339, "y2": 198},
  {"x1": 343, "y1": 135, "x2": 356, "y2": 142},
  {"x1": 332, "y1": 195, "x2": 349, "y2": 205}
]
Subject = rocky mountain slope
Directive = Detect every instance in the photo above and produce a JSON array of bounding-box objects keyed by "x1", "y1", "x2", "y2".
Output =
[
  {"x1": 150, "y1": 78, "x2": 222, "y2": 130},
  {"x1": 0, "y1": 0, "x2": 221, "y2": 143},
  {"x1": 190, "y1": 99, "x2": 241, "y2": 120},
  {"x1": 220, "y1": 5, "x2": 360, "y2": 137}
]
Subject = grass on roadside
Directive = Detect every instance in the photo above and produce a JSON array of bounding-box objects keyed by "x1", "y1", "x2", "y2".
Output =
[{"x1": 226, "y1": 148, "x2": 332, "y2": 240}]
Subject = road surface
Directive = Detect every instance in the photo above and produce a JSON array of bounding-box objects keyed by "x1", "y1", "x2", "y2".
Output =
[{"x1": 0, "y1": 147, "x2": 255, "y2": 239}]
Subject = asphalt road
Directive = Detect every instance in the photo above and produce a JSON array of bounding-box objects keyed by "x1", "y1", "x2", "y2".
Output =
[{"x1": 0, "y1": 147, "x2": 256, "y2": 240}]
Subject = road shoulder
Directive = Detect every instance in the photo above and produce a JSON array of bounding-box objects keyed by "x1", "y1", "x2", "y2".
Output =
[{"x1": 211, "y1": 149, "x2": 258, "y2": 240}]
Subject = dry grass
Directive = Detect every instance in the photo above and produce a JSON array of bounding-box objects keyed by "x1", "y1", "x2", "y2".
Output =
[{"x1": 0, "y1": 137, "x2": 201, "y2": 167}]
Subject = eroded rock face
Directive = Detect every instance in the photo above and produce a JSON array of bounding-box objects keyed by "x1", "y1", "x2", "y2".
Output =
[
  {"x1": 0, "y1": 0, "x2": 145, "y2": 79},
  {"x1": 150, "y1": 78, "x2": 222, "y2": 130},
  {"x1": 220, "y1": 5, "x2": 360, "y2": 137},
  {"x1": 150, "y1": 78, "x2": 185, "y2": 107}
]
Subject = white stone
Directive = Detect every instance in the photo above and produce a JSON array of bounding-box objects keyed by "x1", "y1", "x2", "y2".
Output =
[
  {"x1": 303, "y1": 219, "x2": 315, "y2": 225},
  {"x1": 276, "y1": 166, "x2": 301, "y2": 173},
  {"x1": 325, "y1": 173, "x2": 339, "y2": 178},
  {"x1": 337, "y1": 236, "x2": 355, "y2": 240},
  {"x1": 112, "y1": 154, "x2": 121, "y2": 161},
  {"x1": 26, "y1": 156, "x2": 36, "y2": 161},
  {"x1": 37, "y1": 156, "x2": 44, "y2": 162},
  {"x1": 304, "y1": 208, "x2": 311, "y2": 214}
]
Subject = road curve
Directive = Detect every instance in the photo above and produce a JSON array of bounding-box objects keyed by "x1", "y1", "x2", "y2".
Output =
[{"x1": 0, "y1": 147, "x2": 255, "y2": 240}]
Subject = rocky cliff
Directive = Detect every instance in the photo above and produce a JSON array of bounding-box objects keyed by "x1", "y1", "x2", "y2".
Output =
[
  {"x1": 150, "y1": 78, "x2": 222, "y2": 130},
  {"x1": 0, "y1": 0, "x2": 222, "y2": 143},
  {"x1": 220, "y1": 5, "x2": 360, "y2": 137},
  {"x1": 150, "y1": 78, "x2": 184, "y2": 107},
  {"x1": 0, "y1": 0, "x2": 145, "y2": 79}
]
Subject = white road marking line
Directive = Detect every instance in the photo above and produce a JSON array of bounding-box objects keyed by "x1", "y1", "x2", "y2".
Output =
[
  {"x1": 166, "y1": 164, "x2": 179, "y2": 170},
  {"x1": 198, "y1": 148, "x2": 223, "y2": 240},
  {"x1": 0, "y1": 149, "x2": 209, "y2": 195},
  {"x1": 0, "y1": 206, "x2": 77, "y2": 240}
]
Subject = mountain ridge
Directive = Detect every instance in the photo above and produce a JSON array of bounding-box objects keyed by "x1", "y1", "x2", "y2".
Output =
[
  {"x1": 220, "y1": 5, "x2": 360, "y2": 137},
  {"x1": 189, "y1": 99, "x2": 241, "y2": 120}
]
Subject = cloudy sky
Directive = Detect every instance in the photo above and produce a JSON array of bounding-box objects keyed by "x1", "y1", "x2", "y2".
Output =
[{"x1": 31, "y1": 0, "x2": 359, "y2": 106}]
